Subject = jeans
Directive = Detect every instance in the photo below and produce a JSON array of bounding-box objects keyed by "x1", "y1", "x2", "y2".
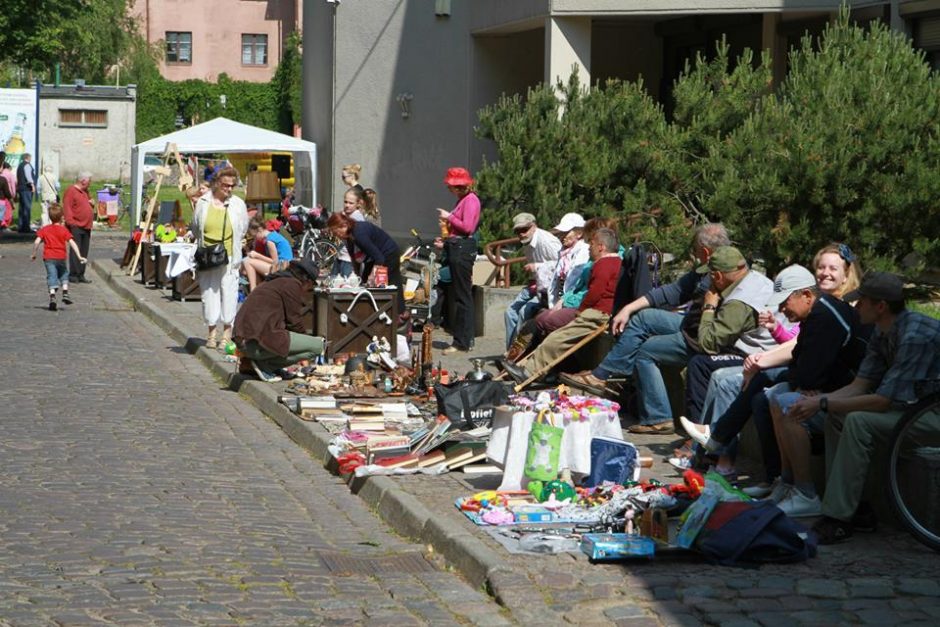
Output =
[
  {"x1": 593, "y1": 309, "x2": 690, "y2": 426},
  {"x1": 685, "y1": 354, "x2": 746, "y2": 423},
  {"x1": 44, "y1": 259, "x2": 68, "y2": 289},
  {"x1": 331, "y1": 259, "x2": 353, "y2": 277},
  {"x1": 708, "y1": 367, "x2": 788, "y2": 477},
  {"x1": 504, "y1": 287, "x2": 540, "y2": 349},
  {"x1": 17, "y1": 188, "x2": 33, "y2": 232}
]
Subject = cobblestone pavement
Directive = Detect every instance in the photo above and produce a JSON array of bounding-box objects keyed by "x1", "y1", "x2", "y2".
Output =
[{"x1": 0, "y1": 234, "x2": 511, "y2": 625}]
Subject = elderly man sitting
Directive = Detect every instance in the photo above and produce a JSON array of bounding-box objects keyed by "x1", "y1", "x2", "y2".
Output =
[
  {"x1": 564, "y1": 244, "x2": 773, "y2": 434},
  {"x1": 503, "y1": 212, "x2": 561, "y2": 350},
  {"x1": 501, "y1": 228, "x2": 621, "y2": 383}
]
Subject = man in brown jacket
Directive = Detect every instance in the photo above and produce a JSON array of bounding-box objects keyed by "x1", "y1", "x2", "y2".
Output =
[{"x1": 234, "y1": 259, "x2": 326, "y2": 382}]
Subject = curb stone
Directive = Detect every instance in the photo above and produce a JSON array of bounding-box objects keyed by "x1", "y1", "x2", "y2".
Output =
[{"x1": 90, "y1": 258, "x2": 513, "y2": 601}]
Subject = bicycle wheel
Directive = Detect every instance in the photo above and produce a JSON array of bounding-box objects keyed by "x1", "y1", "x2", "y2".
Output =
[
  {"x1": 887, "y1": 391, "x2": 940, "y2": 552},
  {"x1": 308, "y1": 240, "x2": 338, "y2": 269}
]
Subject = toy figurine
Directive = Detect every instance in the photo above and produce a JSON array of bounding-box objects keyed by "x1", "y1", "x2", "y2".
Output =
[{"x1": 624, "y1": 504, "x2": 637, "y2": 535}]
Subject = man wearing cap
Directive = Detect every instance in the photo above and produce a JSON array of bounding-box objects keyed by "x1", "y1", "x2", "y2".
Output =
[
  {"x1": 562, "y1": 225, "x2": 770, "y2": 434},
  {"x1": 780, "y1": 272, "x2": 940, "y2": 543},
  {"x1": 684, "y1": 264, "x2": 869, "y2": 515},
  {"x1": 503, "y1": 212, "x2": 561, "y2": 349},
  {"x1": 234, "y1": 259, "x2": 327, "y2": 382}
]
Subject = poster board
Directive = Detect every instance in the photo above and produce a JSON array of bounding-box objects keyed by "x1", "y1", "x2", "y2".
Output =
[{"x1": 0, "y1": 87, "x2": 39, "y2": 171}]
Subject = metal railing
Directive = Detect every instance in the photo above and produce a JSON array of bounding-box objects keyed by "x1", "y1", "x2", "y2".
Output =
[{"x1": 481, "y1": 236, "x2": 526, "y2": 287}]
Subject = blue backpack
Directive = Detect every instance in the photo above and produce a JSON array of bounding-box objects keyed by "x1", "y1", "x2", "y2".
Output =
[{"x1": 695, "y1": 500, "x2": 817, "y2": 566}]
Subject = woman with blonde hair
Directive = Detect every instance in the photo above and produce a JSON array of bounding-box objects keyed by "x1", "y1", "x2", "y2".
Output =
[{"x1": 341, "y1": 163, "x2": 363, "y2": 192}]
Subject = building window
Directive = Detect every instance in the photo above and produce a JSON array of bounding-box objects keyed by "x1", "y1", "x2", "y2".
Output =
[
  {"x1": 242, "y1": 34, "x2": 268, "y2": 66},
  {"x1": 166, "y1": 31, "x2": 192, "y2": 64},
  {"x1": 59, "y1": 109, "x2": 108, "y2": 128}
]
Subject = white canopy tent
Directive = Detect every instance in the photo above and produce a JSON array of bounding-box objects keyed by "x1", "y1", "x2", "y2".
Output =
[{"x1": 129, "y1": 117, "x2": 316, "y2": 225}]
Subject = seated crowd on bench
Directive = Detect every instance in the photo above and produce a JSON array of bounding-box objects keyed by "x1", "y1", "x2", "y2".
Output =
[{"x1": 498, "y1": 216, "x2": 940, "y2": 545}]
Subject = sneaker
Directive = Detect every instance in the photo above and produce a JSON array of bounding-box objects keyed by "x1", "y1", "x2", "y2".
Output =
[
  {"x1": 768, "y1": 479, "x2": 793, "y2": 504},
  {"x1": 62, "y1": 292, "x2": 73, "y2": 305},
  {"x1": 742, "y1": 482, "x2": 774, "y2": 499},
  {"x1": 48, "y1": 300, "x2": 57, "y2": 311},
  {"x1": 442, "y1": 344, "x2": 469, "y2": 355},
  {"x1": 812, "y1": 516, "x2": 854, "y2": 545},
  {"x1": 776, "y1": 489, "x2": 821, "y2": 517},
  {"x1": 251, "y1": 361, "x2": 282, "y2": 383},
  {"x1": 679, "y1": 416, "x2": 711, "y2": 448},
  {"x1": 668, "y1": 456, "x2": 693, "y2": 472},
  {"x1": 708, "y1": 464, "x2": 738, "y2": 484},
  {"x1": 206, "y1": 334, "x2": 218, "y2": 350}
]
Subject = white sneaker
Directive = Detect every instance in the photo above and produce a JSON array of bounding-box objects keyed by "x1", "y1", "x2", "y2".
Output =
[
  {"x1": 776, "y1": 490, "x2": 821, "y2": 518},
  {"x1": 768, "y1": 479, "x2": 792, "y2": 503},
  {"x1": 668, "y1": 456, "x2": 693, "y2": 472},
  {"x1": 742, "y1": 482, "x2": 774, "y2": 498},
  {"x1": 679, "y1": 416, "x2": 710, "y2": 447}
]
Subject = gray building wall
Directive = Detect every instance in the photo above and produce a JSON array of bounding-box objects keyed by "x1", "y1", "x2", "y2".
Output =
[{"x1": 38, "y1": 86, "x2": 136, "y2": 184}]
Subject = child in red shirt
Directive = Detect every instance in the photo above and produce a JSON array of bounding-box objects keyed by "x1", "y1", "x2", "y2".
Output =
[{"x1": 31, "y1": 203, "x2": 86, "y2": 311}]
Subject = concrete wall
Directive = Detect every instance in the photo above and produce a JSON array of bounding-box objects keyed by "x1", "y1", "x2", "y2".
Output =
[
  {"x1": 303, "y1": 2, "x2": 335, "y2": 216},
  {"x1": 469, "y1": 28, "x2": 545, "y2": 171},
  {"x1": 304, "y1": 0, "x2": 473, "y2": 239},
  {"x1": 39, "y1": 96, "x2": 136, "y2": 183},
  {"x1": 129, "y1": 0, "x2": 297, "y2": 82}
]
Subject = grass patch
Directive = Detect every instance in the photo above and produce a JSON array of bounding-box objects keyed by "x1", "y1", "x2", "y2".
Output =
[{"x1": 909, "y1": 301, "x2": 940, "y2": 320}]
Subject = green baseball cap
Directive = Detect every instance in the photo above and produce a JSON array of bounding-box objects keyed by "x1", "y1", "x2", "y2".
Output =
[{"x1": 700, "y1": 246, "x2": 747, "y2": 273}]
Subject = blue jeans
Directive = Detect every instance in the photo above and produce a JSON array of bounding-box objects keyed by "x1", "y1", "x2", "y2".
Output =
[
  {"x1": 504, "y1": 287, "x2": 540, "y2": 349},
  {"x1": 44, "y1": 259, "x2": 68, "y2": 290},
  {"x1": 331, "y1": 259, "x2": 353, "y2": 277},
  {"x1": 594, "y1": 309, "x2": 691, "y2": 426}
]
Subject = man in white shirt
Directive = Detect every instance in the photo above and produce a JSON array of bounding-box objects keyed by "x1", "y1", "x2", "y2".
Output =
[{"x1": 503, "y1": 212, "x2": 561, "y2": 349}]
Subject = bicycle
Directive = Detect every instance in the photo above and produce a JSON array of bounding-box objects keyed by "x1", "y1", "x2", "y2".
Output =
[
  {"x1": 285, "y1": 207, "x2": 338, "y2": 271},
  {"x1": 887, "y1": 377, "x2": 940, "y2": 552}
]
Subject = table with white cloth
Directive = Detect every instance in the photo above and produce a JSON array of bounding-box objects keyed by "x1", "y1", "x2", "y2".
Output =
[
  {"x1": 157, "y1": 242, "x2": 197, "y2": 279},
  {"x1": 486, "y1": 406, "x2": 624, "y2": 491}
]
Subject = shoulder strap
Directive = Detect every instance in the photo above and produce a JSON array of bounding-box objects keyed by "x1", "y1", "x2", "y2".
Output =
[{"x1": 818, "y1": 297, "x2": 851, "y2": 347}]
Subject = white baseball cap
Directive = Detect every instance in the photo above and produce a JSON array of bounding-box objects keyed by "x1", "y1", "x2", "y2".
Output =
[
  {"x1": 553, "y1": 212, "x2": 585, "y2": 233},
  {"x1": 766, "y1": 264, "x2": 817, "y2": 309}
]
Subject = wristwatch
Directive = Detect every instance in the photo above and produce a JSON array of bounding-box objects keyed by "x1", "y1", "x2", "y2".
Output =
[
  {"x1": 702, "y1": 304, "x2": 717, "y2": 312},
  {"x1": 819, "y1": 397, "x2": 829, "y2": 412}
]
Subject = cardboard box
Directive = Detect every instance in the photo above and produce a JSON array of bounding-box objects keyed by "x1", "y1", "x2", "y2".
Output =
[{"x1": 580, "y1": 533, "x2": 655, "y2": 561}]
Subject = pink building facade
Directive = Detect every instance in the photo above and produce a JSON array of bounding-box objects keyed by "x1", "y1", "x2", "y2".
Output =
[{"x1": 130, "y1": 0, "x2": 301, "y2": 82}]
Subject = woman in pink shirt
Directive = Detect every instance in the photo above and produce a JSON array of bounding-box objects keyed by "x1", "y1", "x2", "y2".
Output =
[{"x1": 436, "y1": 167, "x2": 480, "y2": 353}]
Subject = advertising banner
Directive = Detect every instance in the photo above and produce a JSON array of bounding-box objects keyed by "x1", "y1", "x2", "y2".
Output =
[{"x1": 0, "y1": 87, "x2": 39, "y2": 170}]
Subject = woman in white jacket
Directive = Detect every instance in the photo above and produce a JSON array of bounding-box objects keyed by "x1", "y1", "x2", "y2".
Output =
[{"x1": 190, "y1": 166, "x2": 249, "y2": 348}]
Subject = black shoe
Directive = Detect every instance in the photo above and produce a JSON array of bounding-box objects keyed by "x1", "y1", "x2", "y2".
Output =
[
  {"x1": 62, "y1": 293, "x2": 73, "y2": 305},
  {"x1": 499, "y1": 358, "x2": 529, "y2": 384},
  {"x1": 812, "y1": 516, "x2": 854, "y2": 545},
  {"x1": 48, "y1": 300, "x2": 57, "y2": 311},
  {"x1": 851, "y1": 502, "x2": 878, "y2": 533},
  {"x1": 78, "y1": 277, "x2": 92, "y2": 284}
]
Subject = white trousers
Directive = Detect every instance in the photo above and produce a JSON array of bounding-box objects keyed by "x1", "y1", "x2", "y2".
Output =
[{"x1": 197, "y1": 264, "x2": 239, "y2": 327}]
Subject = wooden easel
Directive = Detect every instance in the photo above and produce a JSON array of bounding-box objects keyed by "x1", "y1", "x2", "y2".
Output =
[{"x1": 127, "y1": 142, "x2": 194, "y2": 276}]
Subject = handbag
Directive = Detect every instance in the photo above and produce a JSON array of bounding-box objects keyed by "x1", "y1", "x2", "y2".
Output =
[
  {"x1": 524, "y1": 409, "x2": 564, "y2": 482},
  {"x1": 584, "y1": 437, "x2": 638, "y2": 487},
  {"x1": 434, "y1": 379, "x2": 511, "y2": 430},
  {"x1": 195, "y1": 209, "x2": 230, "y2": 270}
]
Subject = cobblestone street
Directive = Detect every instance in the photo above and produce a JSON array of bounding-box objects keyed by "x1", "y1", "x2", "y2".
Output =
[{"x1": 0, "y1": 235, "x2": 509, "y2": 625}]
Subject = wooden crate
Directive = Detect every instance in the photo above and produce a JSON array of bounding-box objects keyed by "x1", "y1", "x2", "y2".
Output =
[
  {"x1": 140, "y1": 242, "x2": 169, "y2": 288},
  {"x1": 314, "y1": 288, "x2": 398, "y2": 358},
  {"x1": 172, "y1": 272, "x2": 202, "y2": 301}
]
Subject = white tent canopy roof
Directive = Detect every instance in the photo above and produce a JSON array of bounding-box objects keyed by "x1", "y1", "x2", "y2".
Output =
[{"x1": 130, "y1": 117, "x2": 316, "y2": 223}]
